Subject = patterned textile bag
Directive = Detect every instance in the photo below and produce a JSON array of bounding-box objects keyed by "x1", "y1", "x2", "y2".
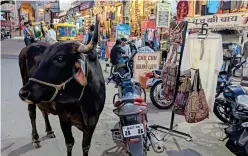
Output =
[
  {"x1": 185, "y1": 70, "x2": 209, "y2": 123},
  {"x1": 162, "y1": 44, "x2": 178, "y2": 101},
  {"x1": 173, "y1": 76, "x2": 191, "y2": 115}
]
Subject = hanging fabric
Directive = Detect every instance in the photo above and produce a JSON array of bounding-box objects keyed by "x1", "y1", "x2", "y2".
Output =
[
  {"x1": 176, "y1": 0, "x2": 189, "y2": 21},
  {"x1": 162, "y1": 22, "x2": 187, "y2": 101},
  {"x1": 181, "y1": 32, "x2": 223, "y2": 111},
  {"x1": 162, "y1": 44, "x2": 178, "y2": 101},
  {"x1": 207, "y1": 0, "x2": 220, "y2": 14}
]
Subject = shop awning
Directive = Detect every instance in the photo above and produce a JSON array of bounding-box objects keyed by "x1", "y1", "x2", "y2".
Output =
[{"x1": 185, "y1": 13, "x2": 248, "y2": 31}]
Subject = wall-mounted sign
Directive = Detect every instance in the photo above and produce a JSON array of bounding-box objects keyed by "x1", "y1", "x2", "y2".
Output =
[
  {"x1": 71, "y1": 0, "x2": 81, "y2": 8},
  {"x1": 80, "y1": 1, "x2": 93, "y2": 11},
  {"x1": 1, "y1": 4, "x2": 15, "y2": 11},
  {"x1": 185, "y1": 13, "x2": 248, "y2": 30},
  {"x1": 156, "y1": 3, "x2": 171, "y2": 28},
  {"x1": 116, "y1": 24, "x2": 130, "y2": 39}
]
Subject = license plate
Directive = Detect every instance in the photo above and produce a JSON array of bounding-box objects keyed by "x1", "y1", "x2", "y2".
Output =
[{"x1": 122, "y1": 124, "x2": 144, "y2": 138}]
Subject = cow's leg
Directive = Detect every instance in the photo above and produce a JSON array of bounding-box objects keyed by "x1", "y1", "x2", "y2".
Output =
[
  {"x1": 28, "y1": 104, "x2": 40, "y2": 148},
  {"x1": 41, "y1": 111, "x2": 56, "y2": 138},
  {"x1": 59, "y1": 119, "x2": 74, "y2": 156},
  {"x1": 82, "y1": 115, "x2": 100, "y2": 156}
]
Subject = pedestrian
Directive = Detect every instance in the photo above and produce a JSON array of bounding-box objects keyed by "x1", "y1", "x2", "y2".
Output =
[
  {"x1": 28, "y1": 20, "x2": 36, "y2": 43},
  {"x1": 84, "y1": 24, "x2": 94, "y2": 45},
  {"x1": 41, "y1": 22, "x2": 57, "y2": 44},
  {"x1": 23, "y1": 21, "x2": 34, "y2": 46},
  {"x1": 120, "y1": 37, "x2": 131, "y2": 56},
  {"x1": 138, "y1": 41, "x2": 155, "y2": 53},
  {"x1": 110, "y1": 39, "x2": 126, "y2": 74},
  {"x1": 100, "y1": 31, "x2": 107, "y2": 60}
]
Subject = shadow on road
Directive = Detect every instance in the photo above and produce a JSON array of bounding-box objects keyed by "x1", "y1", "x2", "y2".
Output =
[
  {"x1": 7, "y1": 136, "x2": 49, "y2": 156},
  {"x1": 165, "y1": 137, "x2": 202, "y2": 156},
  {"x1": 100, "y1": 145, "x2": 126, "y2": 156}
]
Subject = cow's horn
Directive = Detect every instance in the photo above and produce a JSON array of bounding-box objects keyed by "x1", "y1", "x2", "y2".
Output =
[
  {"x1": 78, "y1": 43, "x2": 93, "y2": 53},
  {"x1": 77, "y1": 15, "x2": 99, "y2": 53}
]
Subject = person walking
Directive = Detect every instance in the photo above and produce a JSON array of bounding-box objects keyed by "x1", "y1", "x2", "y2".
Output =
[
  {"x1": 23, "y1": 21, "x2": 34, "y2": 46},
  {"x1": 100, "y1": 32, "x2": 107, "y2": 60},
  {"x1": 120, "y1": 37, "x2": 131, "y2": 56},
  {"x1": 41, "y1": 22, "x2": 57, "y2": 44}
]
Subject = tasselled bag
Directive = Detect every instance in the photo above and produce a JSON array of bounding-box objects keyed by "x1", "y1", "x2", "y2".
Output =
[
  {"x1": 173, "y1": 76, "x2": 191, "y2": 115},
  {"x1": 185, "y1": 70, "x2": 209, "y2": 123}
]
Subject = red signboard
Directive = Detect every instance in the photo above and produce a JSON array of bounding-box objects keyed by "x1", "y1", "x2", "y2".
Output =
[{"x1": 141, "y1": 20, "x2": 155, "y2": 33}]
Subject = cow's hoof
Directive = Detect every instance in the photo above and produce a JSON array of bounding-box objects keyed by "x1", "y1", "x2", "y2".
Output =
[
  {"x1": 47, "y1": 133, "x2": 56, "y2": 138},
  {"x1": 47, "y1": 131, "x2": 56, "y2": 138},
  {"x1": 33, "y1": 141, "x2": 41, "y2": 148}
]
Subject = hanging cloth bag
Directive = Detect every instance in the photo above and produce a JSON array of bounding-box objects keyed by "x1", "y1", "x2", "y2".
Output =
[
  {"x1": 162, "y1": 44, "x2": 178, "y2": 101},
  {"x1": 185, "y1": 69, "x2": 209, "y2": 123},
  {"x1": 173, "y1": 76, "x2": 191, "y2": 115}
]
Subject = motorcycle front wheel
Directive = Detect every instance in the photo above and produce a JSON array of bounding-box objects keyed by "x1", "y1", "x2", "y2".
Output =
[
  {"x1": 213, "y1": 100, "x2": 231, "y2": 123},
  {"x1": 150, "y1": 80, "x2": 173, "y2": 109}
]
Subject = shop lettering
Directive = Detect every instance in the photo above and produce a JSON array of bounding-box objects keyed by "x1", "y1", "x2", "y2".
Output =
[
  {"x1": 135, "y1": 64, "x2": 157, "y2": 70},
  {"x1": 137, "y1": 55, "x2": 157, "y2": 60}
]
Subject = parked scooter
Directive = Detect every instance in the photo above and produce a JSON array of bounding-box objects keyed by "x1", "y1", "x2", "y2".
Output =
[
  {"x1": 1, "y1": 28, "x2": 11, "y2": 39},
  {"x1": 107, "y1": 50, "x2": 164, "y2": 156},
  {"x1": 145, "y1": 70, "x2": 173, "y2": 109},
  {"x1": 214, "y1": 60, "x2": 246, "y2": 123}
]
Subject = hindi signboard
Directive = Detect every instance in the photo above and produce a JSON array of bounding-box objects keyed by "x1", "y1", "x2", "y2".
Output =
[
  {"x1": 134, "y1": 53, "x2": 160, "y2": 88},
  {"x1": 156, "y1": 3, "x2": 171, "y2": 28},
  {"x1": 185, "y1": 13, "x2": 248, "y2": 30}
]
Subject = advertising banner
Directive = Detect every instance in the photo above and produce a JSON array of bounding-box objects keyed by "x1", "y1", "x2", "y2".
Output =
[
  {"x1": 116, "y1": 24, "x2": 130, "y2": 39},
  {"x1": 185, "y1": 13, "x2": 248, "y2": 30},
  {"x1": 133, "y1": 53, "x2": 160, "y2": 88},
  {"x1": 156, "y1": 3, "x2": 171, "y2": 28}
]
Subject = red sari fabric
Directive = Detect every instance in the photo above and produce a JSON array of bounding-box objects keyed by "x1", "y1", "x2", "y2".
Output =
[{"x1": 176, "y1": 0, "x2": 189, "y2": 21}]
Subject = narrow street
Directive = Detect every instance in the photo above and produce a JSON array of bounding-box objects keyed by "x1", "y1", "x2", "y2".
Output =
[{"x1": 1, "y1": 39, "x2": 233, "y2": 156}]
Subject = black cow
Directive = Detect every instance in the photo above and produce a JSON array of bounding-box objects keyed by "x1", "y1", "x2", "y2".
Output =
[{"x1": 19, "y1": 18, "x2": 106, "y2": 156}]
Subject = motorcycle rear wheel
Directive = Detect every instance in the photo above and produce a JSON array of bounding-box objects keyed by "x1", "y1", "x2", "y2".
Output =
[{"x1": 150, "y1": 80, "x2": 173, "y2": 109}]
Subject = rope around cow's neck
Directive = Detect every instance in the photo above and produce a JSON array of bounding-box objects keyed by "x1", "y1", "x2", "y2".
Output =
[{"x1": 28, "y1": 61, "x2": 88, "y2": 103}]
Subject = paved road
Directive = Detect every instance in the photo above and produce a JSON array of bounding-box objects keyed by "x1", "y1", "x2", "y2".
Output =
[{"x1": 1, "y1": 40, "x2": 234, "y2": 156}]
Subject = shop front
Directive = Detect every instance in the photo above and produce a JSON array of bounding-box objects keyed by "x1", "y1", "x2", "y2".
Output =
[
  {"x1": 185, "y1": 12, "x2": 248, "y2": 43},
  {"x1": 185, "y1": 0, "x2": 248, "y2": 18},
  {"x1": 80, "y1": 1, "x2": 94, "y2": 34}
]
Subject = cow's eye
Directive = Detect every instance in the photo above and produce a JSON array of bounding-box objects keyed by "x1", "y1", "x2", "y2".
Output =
[{"x1": 54, "y1": 56, "x2": 64, "y2": 63}]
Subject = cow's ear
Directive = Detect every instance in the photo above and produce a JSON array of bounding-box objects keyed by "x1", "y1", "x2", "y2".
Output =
[{"x1": 73, "y1": 54, "x2": 87, "y2": 86}]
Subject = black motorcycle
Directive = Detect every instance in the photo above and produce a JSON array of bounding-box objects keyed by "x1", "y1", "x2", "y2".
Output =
[
  {"x1": 214, "y1": 60, "x2": 246, "y2": 123},
  {"x1": 107, "y1": 50, "x2": 164, "y2": 156},
  {"x1": 224, "y1": 95, "x2": 248, "y2": 156}
]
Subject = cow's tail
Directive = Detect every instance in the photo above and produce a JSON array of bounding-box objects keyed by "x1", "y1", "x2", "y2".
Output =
[{"x1": 19, "y1": 48, "x2": 29, "y2": 86}]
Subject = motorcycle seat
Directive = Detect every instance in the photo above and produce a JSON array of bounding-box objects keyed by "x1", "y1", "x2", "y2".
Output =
[
  {"x1": 236, "y1": 95, "x2": 248, "y2": 109},
  {"x1": 154, "y1": 70, "x2": 161, "y2": 75},
  {"x1": 114, "y1": 95, "x2": 146, "y2": 108}
]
